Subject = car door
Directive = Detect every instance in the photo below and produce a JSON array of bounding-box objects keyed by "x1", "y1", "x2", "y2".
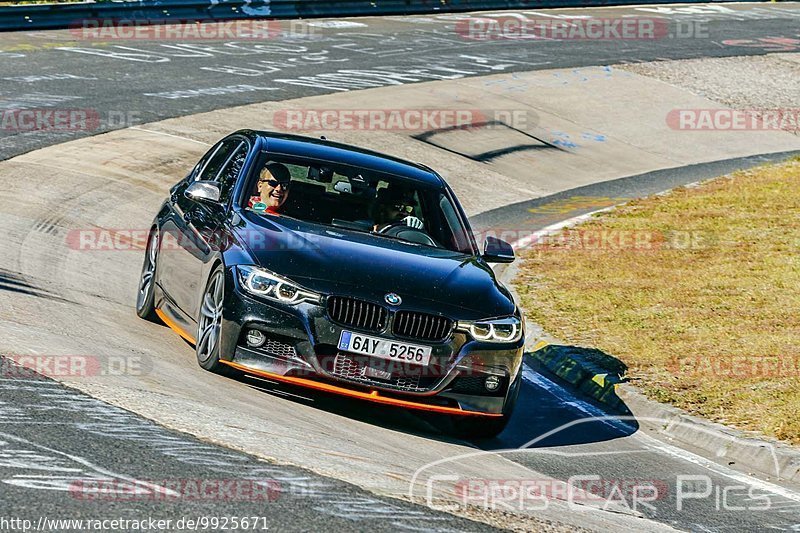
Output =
[{"x1": 159, "y1": 138, "x2": 241, "y2": 320}]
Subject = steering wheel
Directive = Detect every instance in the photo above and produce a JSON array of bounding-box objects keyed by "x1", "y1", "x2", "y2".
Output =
[{"x1": 378, "y1": 222, "x2": 437, "y2": 247}]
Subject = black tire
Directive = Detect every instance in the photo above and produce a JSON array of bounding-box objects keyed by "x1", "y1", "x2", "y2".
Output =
[
  {"x1": 196, "y1": 265, "x2": 229, "y2": 374},
  {"x1": 194, "y1": 265, "x2": 241, "y2": 377},
  {"x1": 449, "y1": 369, "x2": 522, "y2": 439},
  {"x1": 136, "y1": 228, "x2": 160, "y2": 322},
  {"x1": 194, "y1": 265, "x2": 242, "y2": 377}
]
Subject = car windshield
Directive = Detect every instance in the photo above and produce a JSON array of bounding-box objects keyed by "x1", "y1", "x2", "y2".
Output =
[{"x1": 241, "y1": 153, "x2": 475, "y2": 254}]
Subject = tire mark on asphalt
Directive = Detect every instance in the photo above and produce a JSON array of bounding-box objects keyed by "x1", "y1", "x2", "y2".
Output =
[{"x1": 0, "y1": 362, "x2": 501, "y2": 532}]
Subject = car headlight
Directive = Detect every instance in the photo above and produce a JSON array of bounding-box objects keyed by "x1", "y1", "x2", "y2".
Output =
[
  {"x1": 457, "y1": 316, "x2": 522, "y2": 343},
  {"x1": 237, "y1": 265, "x2": 321, "y2": 305}
]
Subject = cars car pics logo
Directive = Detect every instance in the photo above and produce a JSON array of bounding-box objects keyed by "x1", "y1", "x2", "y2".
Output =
[{"x1": 384, "y1": 293, "x2": 402, "y2": 305}]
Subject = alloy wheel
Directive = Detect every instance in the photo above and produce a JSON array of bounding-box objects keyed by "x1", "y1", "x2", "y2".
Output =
[
  {"x1": 136, "y1": 230, "x2": 158, "y2": 312},
  {"x1": 197, "y1": 270, "x2": 224, "y2": 363}
]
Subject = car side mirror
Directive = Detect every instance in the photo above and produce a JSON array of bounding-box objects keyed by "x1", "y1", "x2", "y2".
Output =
[
  {"x1": 483, "y1": 236, "x2": 515, "y2": 263},
  {"x1": 185, "y1": 181, "x2": 221, "y2": 204}
]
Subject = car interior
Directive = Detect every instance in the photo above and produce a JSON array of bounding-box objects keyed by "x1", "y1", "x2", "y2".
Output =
[{"x1": 243, "y1": 154, "x2": 474, "y2": 254}]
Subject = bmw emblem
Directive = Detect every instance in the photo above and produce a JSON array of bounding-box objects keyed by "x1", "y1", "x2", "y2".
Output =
[{"x1": 384, "y1": 293, "x2": 402, "y2": 306}]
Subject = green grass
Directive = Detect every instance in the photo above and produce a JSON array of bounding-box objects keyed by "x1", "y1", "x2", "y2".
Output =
[{"x1": 516, "y1": 158, "x2": 800, "y2": 443}]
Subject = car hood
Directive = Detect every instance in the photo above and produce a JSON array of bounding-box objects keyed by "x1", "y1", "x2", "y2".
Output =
[{"x1": 235, "y1": 213, "x2": 515, "y2": 319}]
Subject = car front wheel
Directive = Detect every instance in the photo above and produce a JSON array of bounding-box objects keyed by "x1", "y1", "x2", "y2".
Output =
[
  {"x1": 136, "y1": 228, "x2": 160, "y2": 322},
  {"x1": 196, "y1": 266, "x2": 228, "y2": 374}
]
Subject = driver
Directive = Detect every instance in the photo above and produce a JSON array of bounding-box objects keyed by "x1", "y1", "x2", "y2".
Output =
[
  {"x1": 372, "y1": 186, "x2": 424, "y2": 232},
  {"x1": 249, "y1": 163, "x2": 291, "y2": 214}
]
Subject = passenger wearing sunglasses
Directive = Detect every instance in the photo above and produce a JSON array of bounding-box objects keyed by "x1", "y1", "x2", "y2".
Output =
[{"x1": 249, "y1": 163, "x2": 291, "y2": 214}]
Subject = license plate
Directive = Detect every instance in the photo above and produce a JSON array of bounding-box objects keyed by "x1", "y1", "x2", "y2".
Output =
[{"x1": 338, "y1": 330, "x2": 432, "y2": 366}]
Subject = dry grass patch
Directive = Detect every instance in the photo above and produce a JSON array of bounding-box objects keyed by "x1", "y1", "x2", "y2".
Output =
[{"x1": 515, "y1": 158, "x2": 800, "y2": 443}]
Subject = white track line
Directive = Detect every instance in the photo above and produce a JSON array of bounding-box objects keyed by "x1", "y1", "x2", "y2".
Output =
[
  {"x1": 508, "y1": 206, "x2": 616, "y2": 250},
  {"x1": 506, "y1": 176, "x2": 714, "y2": 251},
  {"x1": 522, "y1": 365, "x2": 632, "y2": 434},
  {"x1": 130, "y1": 127, "x2": 211, "y2": 146},
  {"x1": 522, "y1": 366, "x2": 800, "y2": 503}
]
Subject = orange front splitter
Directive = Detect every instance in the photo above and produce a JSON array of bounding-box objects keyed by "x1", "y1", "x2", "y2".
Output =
[
  {"x1": 220, "y1": 360, "x2": 501, "y2": 417},
  {"x1": 156, "y1": 307, "x2": 498, "y2": 417}
]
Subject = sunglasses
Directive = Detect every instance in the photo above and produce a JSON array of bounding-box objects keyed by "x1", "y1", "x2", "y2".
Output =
[
  {"x1": 260, "y1": 179, "x2": 290, "y2": 188},
  {"x1": 394, "y1": 203, "x2": 413, "y2": 213}
]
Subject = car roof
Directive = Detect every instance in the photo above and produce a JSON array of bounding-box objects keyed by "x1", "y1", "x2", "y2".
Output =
[{"x1": 242, "y1": 130, "x2": 444, "y2": 187}]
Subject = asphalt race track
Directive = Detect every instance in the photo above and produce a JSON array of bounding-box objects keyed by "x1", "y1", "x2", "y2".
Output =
[
  {"x1": 0, "y1": 366, "x2": 496, "y2": 532},
  {"x1": 1, "y1": 3, "x2": 800, "y2": 159},
  {"x1": 1, "y1": 3, "x2": 800, "y2": 532}
]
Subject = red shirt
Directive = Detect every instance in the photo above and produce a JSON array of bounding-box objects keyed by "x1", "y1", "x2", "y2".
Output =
[{"x1": 248, "y1": 196, "x2": 280, "y2": 214}]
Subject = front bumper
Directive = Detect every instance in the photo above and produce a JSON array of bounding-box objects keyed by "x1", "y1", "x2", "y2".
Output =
[{"x1": 218, "y1": 267, "x2": 524, "y2": 415}]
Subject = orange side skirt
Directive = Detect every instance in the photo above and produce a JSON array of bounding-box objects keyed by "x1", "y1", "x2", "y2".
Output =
[{"x1": 156, "y1": 309, "x2": 196, "y2": 344}]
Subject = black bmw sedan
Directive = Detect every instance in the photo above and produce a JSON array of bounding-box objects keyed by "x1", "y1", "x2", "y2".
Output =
[{"x1": 136, "y1": 130, "x2": 524, "y2": 437}]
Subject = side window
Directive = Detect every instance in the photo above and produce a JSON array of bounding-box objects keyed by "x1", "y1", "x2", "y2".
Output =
[
  {"x1": 438, "y1": 194, "x2": 471, "y2": 254},
  {"x1": 218, "y1": 141, "x2": 249, "y2": 202},
  {"x1": 188, "y1": 144, "x2": 218, "y2": 181},
  {"x1": 197, "y1": 139, "x2": 239, "y2": 182}
]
